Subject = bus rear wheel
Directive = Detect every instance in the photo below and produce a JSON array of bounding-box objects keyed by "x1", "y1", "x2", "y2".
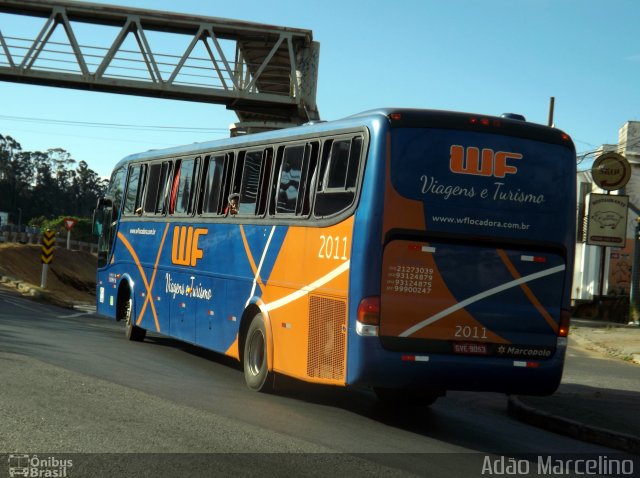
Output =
[
  {"x1": 243, "y1": 313, "x2": 274, "y2": 393},
  {"x1": 123, "y1": 296, "x2": 146, "y2": 342}
]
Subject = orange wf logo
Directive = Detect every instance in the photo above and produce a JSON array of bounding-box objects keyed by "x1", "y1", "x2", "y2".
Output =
[
  {"x1": 171, "y1": 226, "x2": 207, "y2": 266},
  {"x1": 450, "y1": 145, "x2": 523, "y2": 178}
]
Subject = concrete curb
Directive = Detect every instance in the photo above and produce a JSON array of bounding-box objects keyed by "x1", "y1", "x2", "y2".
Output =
[{"x1": 508, "y1": 396, "x2": 640, "y2": 454}]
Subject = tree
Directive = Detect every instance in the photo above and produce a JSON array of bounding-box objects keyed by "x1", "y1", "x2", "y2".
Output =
[
  {"x1": 0, "y1": 135, "x2": 27, "y2": 222},
  {"x1": 31, "y1": 150, "x2": 60, "y2": 216},
  {"x1": 73, "y1": 160, "x2": 105, "y2": 216},
  {"x1": 0, "y1": 135, "x2": 106, "y2": 226}
]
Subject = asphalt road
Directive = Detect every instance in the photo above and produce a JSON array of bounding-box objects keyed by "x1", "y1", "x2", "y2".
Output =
[{"x1": 0, "y1": 287, "x2": 628, "y2": 477}]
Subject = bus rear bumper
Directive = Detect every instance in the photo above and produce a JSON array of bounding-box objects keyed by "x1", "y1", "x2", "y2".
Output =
[{"x1": 347, "y1": 338, "x2": 567, "y2": 396}]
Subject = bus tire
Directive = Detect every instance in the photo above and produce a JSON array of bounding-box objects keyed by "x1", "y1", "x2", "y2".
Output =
[
  {"x1": 374, "y1": 387, "x2": 441, "y2": 407},
  {"x1": 243, "y1": 313, "x2": 274, "y2": 393},
  {"x1": 123, "y1": 296, "x2": 146, "y2": 342}
]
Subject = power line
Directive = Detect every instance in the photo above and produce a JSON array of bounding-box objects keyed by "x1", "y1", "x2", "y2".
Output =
[
  {"x1": 576, "y1": 138, "x2": 640, "y2": 172},
  {"x1": 577, "y1": 138, "x2": 640, "y2": 160},
  {"x1": 0, "y1": 114, "x2": 229, "y2": 134}
]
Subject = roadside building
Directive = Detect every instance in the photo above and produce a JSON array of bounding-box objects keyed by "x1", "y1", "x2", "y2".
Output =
[{"x1": 573, "y1": 121, "x2": 640, "y2": 309}]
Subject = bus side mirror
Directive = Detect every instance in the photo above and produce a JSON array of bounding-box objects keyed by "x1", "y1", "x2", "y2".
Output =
[
  {"x1": 92, "y1": 208, "x2": 103, "y2": 236},
  {"x1": 93, "y1": 218, "x2": 102, "y2": 236},
  {"x1": 92, "y1": 197, "x2": 113, "y2": 236}
]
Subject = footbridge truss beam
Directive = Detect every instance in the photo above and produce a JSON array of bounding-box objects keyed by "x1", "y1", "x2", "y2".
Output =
[{"x1": 0, "y1": 0, "x2": 320, "y2": 134}]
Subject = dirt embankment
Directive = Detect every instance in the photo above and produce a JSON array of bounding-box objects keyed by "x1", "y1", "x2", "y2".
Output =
[{"x1": 0, "y1": 244, "x2": 96, "y2": 305}]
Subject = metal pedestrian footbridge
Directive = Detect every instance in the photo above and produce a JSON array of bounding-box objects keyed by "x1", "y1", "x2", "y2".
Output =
[{"x1": 0, "y1": 0, "x2": 320, "y2": 134}]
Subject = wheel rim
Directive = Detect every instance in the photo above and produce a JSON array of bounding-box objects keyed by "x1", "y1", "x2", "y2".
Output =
[
  {"x1": 125, "y1": 299, "x2": 132, "y2": 328},
  {"x1": 247, "y1": 329, "x2": 265, "y2": 377}
]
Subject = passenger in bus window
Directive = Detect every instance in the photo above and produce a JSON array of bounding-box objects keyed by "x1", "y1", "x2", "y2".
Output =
[
  {"x1": 226, "y1": 193, "x2": 239, "y2": 215},
  {"x1": 169, "y1": 167, "x2": 181, "y2": 215}
]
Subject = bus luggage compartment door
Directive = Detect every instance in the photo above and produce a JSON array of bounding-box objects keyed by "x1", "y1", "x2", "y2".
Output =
[{"x1": 379, "y1": 240, "x2": 566, "y2": 358}]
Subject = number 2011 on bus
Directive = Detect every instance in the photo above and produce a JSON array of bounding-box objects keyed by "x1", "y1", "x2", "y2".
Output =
[{"x1": 318, "y1": 235, "x2": 349, "y2": 260}]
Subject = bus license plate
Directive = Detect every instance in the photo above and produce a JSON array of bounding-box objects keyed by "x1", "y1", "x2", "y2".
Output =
[{"x1": 453, "y1": 342, "x2": 488, "y2": 355}]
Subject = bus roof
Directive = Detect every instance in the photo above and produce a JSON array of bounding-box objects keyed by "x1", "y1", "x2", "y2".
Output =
[{"x1": 113, "y1": 108, "x2": 574, "y2": 172}]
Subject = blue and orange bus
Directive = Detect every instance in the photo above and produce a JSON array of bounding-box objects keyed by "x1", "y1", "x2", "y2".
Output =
[{"x1": 93, "y1": 108, "x2": 576, "y2": 404}]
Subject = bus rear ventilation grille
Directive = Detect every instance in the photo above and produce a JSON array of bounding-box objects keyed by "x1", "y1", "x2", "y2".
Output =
[{"x1": 307, "y1": 295, "x2": 347, "y2": 380}]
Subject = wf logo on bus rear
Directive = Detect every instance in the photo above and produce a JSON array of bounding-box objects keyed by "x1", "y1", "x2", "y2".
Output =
[{"x1": 449, "y1": 145, "x2": 522, "y2": 178}]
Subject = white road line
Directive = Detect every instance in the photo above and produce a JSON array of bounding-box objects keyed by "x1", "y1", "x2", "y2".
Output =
[
  {"x1": 56, "y1": 312, "x2": 94, "y2": 319},
  {"x1": 3, "y1": 297, "x2": 48, "y2": 313}
]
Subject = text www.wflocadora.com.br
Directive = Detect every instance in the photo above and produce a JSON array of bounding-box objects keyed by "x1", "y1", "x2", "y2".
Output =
[{"x1": 432, "y1": 215, "x2": 531, "y2": 231}]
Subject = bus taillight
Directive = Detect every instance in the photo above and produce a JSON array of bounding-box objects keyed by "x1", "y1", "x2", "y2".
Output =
[
  {"x1": 558, "y1": 309, "x2": 571, "y2": 337},
  {"x1": 357, "y1": 297, "x2": 380, "y2": 337},
  {"x1": 469, "y1": 117, "x2": 492, "y2": 125}
]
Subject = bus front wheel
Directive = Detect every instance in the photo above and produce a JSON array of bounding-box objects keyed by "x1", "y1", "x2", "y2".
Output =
[
  {"x1": 123, "y1": 296, "x2": 146, "y2": 342},
  {"x1": 243, "y1": 313, "x2": 274, "y2": 393}
]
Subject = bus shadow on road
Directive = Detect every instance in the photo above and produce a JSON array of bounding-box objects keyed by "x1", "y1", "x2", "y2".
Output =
[
  {"x1": 268, "y1": 373, "x2": 440, "y2": 426},
  {"x1": 138, "y1": 332, "x2": 503, "y2": 447},
  {"x1": 142, "y1": 331, "x2": 439, "y2": 426},
  {"x1": 142, "y1": 333, "x2": 244, "y2": 371}
]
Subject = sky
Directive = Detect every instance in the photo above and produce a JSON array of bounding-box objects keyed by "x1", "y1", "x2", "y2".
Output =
[{"x1": 0, "y1": 0, "x2": 639, "y2": 179}]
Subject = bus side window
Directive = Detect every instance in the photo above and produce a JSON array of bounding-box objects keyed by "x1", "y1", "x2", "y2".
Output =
[
  {"x1": 269, "y1": 146, "x2": 285, "y2": 216},
  {"x1": 256, "y1": 148, "x2": 273, "y2": 216},
  {"x1": 219, "y1": 153, "x2": 235, "y2": 214},
  {"x1": 272, "y1": 142, "x2": 318, "y2": 218},
  {"x1": 201, "y1": 154, "x2": 228, "y2": 215},
  {"x1": 171, "y1": 157, "x2": 200, "y2": 216},
  {"x1": 275, "y1": 144, "x2": 306, "y2": 215},
  {"x1": 143, "y1": 161, "x2": 171, "y2": 215},
  {"x1": 123, "y1": 163, "x2": 147, "y2": 216},
  {"x1": 345, "y1": 137, "x2": 362, "y2": 188},
  {"x1": 313, "y1": 136, "x2": 363, "y2": 217},
  {"x1": 300, "y1": 142, "x2": 319, "y2": 216},
  {"x1": 228, "y1": 151, "x2": 245, "y2": 210},
  {"x1": 237, "y1": 150, "x2": 263, "y2": 215},
  {"x1": 168, "y1": 159, "x2": 181, "y2": 215},
  {"x1": 107, "y1": 166, "x2": 127, "y2": 216},
  {"x1": 156, "y1": 161, "x2": 173, "y2": 214}
]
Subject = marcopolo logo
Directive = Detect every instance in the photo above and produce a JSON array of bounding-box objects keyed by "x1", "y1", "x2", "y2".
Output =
[
  {"x1": 171, "y1": 226, "x2": 207, "y2": 267},
  {"x1": 450, "y1": 145, "x2": 522, "y2": 178}
]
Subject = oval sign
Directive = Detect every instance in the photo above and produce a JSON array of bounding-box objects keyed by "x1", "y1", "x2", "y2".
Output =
[{"x1": 591, "y1": 152, "x2": 631, "y2": 191}]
